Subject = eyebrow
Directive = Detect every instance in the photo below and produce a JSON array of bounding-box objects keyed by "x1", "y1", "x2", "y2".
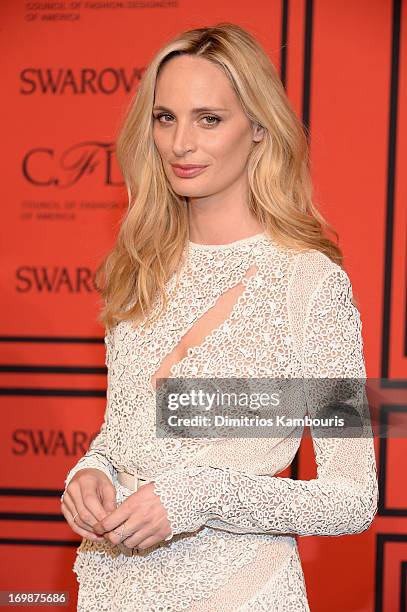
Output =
[{"x1": 153, "y1": 105, "x2": 229, "y2": 113}]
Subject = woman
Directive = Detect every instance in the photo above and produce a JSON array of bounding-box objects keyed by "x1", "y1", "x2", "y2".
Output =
[{"x1": 61, "y1": 23, "x2": 378, "y2": 611}]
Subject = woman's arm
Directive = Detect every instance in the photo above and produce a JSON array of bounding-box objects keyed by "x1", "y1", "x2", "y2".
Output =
[
  {"x1": 63, "y1": 328, "x2": 117, "y2": 489},
  {"x1": 152, "y1": 268, "x2": 379, "y2": 537}
]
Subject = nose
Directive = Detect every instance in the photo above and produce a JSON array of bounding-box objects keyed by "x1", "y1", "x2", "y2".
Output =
[{"x1": 172, "y1": 120, "x2": 196, "y2": 156}]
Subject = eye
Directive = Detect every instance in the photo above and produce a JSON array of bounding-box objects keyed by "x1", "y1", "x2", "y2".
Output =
[
  {"x1": 201, "y1": 115, "x2": 221, "y2": 127},
  {"x1": 154, "y1": 113, "x2": 173, "y2": 124},
  {"x1": 153, "y1": 113, "x2": 222, "y2": 127}
]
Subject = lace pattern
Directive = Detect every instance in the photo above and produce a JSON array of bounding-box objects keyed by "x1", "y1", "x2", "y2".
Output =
[
  {"x1": 64, "y1": 233, "x2": 378, "y2": 610},
  {"x1": 74, "y1": 480, "x2": 293, "y2": 611}
]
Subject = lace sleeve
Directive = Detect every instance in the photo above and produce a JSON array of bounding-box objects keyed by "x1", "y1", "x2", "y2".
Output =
[
  {"x1": 63, "y1": 328, "x2": 117, "y2": 489},
  {"x1": 152, "y1": 267, "x2": 379, "y2": 537}
]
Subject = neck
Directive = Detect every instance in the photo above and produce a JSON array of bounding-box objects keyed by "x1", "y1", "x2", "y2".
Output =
[{"x1": 186, "y1": 198, "x2": 263, "y2": 246}]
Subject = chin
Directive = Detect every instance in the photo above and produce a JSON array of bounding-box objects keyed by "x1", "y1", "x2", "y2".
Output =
[
  {"x1": 169, "y1": 183, "x2": 208, "y2": 198},
  {"x1": 173, "y1": 190, "x2": 203, "y2": 199}
]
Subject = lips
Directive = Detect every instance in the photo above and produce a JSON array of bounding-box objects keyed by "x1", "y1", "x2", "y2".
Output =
[
  {"x1": 171, "y1": 164, "x2": 208, "y2": 178},
  {"x1": 172, "y1": 164, "x2": 207, "y2": 168}
]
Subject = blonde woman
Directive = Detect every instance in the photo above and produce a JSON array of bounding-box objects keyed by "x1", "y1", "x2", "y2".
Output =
[{"x1": 61, "y1": 23, "x2": 378, "y2": 611}]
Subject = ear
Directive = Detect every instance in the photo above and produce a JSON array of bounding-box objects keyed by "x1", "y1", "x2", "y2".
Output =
[{"x1": 252, "y1": 123, "x2": 265, "y2": 143}]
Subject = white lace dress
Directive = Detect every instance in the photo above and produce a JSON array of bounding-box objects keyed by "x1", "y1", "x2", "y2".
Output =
[{"x1": 64, "y1": 232, "x2": 378, "y2": 611}]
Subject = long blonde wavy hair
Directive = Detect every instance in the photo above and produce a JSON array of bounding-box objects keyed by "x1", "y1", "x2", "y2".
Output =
[{"x1": 96, "y1": 22, "x2": 344, "y2": 331}]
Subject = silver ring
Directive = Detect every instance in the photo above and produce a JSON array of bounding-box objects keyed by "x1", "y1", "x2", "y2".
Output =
[
  {"x1": 60, "y1": 493, "x2": 65, "y2": 503},
  {"x1": 73, "y1": 512, "x2": 79, "y2": 523}
]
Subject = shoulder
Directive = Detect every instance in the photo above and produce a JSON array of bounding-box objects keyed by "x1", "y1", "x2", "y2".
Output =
[
  {"x1": 263, "y1": 240, "x2": 344, "y2": 283},
  {"x1": 286, "y1": 247, "x2": 352, "y2": 298},
  {"x1": 262, "y1": 235, "x2": 340, "y2": 276},
  {"x1": 261, "y1": 239, "x2": 349, "y2": 296},
  {"x1": 275, "y1": 246, "x2": 356, "y2": 318},
  {"x1": 290, "y1": 250, "x2": 360, "y2": 327},
  {"x1": 291, "y1": 247, "x2": 342, "y2": 280}
]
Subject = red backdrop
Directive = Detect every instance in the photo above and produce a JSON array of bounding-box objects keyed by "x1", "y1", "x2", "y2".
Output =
[{"x1": 1, "y1": 1, "x2": 406, "y2": 610}]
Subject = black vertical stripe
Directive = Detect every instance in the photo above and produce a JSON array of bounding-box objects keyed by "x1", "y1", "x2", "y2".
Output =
[
  {"x1": 375, "y1": 534, "x2": 407, "y2": 612},
  {"x1": 280, "y1": 0, "x2": 289, "y2": 87},
  {"x1": 400, "y1": 561, "x2": 407, "y2": 612},
  {"x1": 302, "y1": 0, "x2": 313, "y2": 135},
  {"x1": 290, "y1": 0, "x2": 314, "y2": 481},
  {"x1": 381, "y1": 0, "x2": 402, "y2": 378}
]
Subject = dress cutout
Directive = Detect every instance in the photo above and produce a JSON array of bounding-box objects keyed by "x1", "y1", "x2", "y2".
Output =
[{"x1": 150, "y1": 263, "x2": 258, "y2": 391}]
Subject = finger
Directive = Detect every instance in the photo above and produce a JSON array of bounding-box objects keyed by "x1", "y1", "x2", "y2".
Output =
[
  {"x1": 136, "y1": 535, "x2": 161, "y2": 550},
  {"x1": 73, "y1": 485, "x2": 103, "y2": 530},
  {"x1": 102, "y1": 517, "x2": 138, "y2": 546},
  {"x1": 82, "y1": 480, "x2": 117, "y2": 527},
  {"x1": 62, "y1": 491, "x2": 96, "y2": 533},
  {"x1": 123, "y1": 527, "x2": 151, "y2": 549},
  {"x1": 94, "y1": 498, "x2": 133, "y2": 534},
  {"x1": 61, "y1": 501, "x2": 105, "y2": 542},
  {"x1": 130, "y1": 516, "x2": 173, "y2": 550},
  {"x1": 103, "y1": 510, "x2": 145, "y2": 546},
  {"x1": 65, "y1": 480, "x2": 100, "y2": 528},
  {"x1": 99, "y1": 479, "x2": 117, "y2": 515},
  {"x1": 118, "y1": 515, "x2": 162, "y2": 549}
]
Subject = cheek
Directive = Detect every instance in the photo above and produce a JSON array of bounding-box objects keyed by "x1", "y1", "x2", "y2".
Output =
[
  {"x1": 152, "y1": 127, "x2": 168, "y2": 157},
  {"x1": 209, "y1": 131, "x2": 251, "y2": 169},
  {"x1": 214, "y1": 121, "x2": 250, "y2": 151}
]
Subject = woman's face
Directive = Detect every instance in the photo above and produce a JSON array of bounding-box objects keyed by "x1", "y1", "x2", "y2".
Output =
[{"x1": 152, "y1": 55, "x2": 263, "y2": 202}]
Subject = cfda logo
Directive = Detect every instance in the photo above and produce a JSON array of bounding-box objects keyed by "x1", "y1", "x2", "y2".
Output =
[{"x1": 22, "y1": 142, "x2": 124, "y2": 187}]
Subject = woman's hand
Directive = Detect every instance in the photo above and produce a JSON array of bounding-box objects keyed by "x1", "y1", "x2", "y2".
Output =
[
  {"x1": 92, "y1": 482, "x2": 172, "y2": 550},
  {"x1": 61, "y1": 468, "x2": 117, "y2": 542}
]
